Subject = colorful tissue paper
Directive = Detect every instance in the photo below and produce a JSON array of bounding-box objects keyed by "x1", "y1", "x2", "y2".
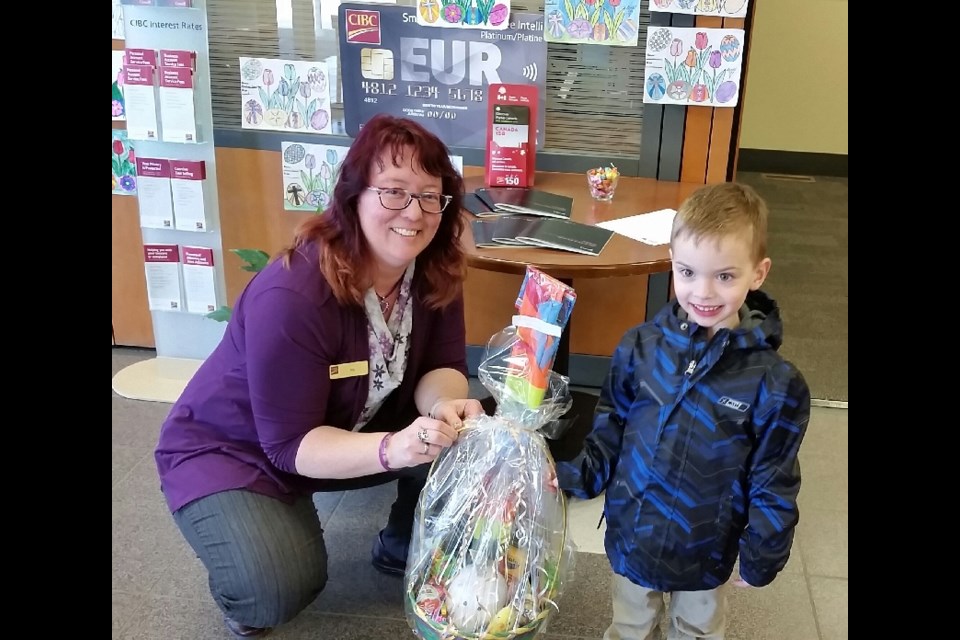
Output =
[{"x1": 504, "y1": 266, "x2": 577, "y2": 409}]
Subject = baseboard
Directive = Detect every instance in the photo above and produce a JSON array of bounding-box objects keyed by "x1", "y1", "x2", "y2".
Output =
[
  {"x1": 737, "y1": 149, "x2": 847, "y2": 178},
  {"x1": 466, "y1": 345, "x2": 609, "y2": 388}
]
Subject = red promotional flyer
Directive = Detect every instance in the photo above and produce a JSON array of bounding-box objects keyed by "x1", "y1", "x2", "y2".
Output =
[{"x1": 485, "y1": 83, "x2": 539, "y2": 188}]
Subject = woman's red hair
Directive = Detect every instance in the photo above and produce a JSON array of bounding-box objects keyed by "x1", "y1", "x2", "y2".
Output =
[{"x1": 281, "y1": 114, "x2": 466, "y2": 309}]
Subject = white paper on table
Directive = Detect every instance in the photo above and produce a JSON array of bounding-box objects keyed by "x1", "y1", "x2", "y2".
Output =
[
  {"x1": 159, "y1": 67, "x2": 198, "y2": 143},
  {"x1": 143, "y1": 244, "x2": 182, "y2": 312},
  {"x1": 136, "y1": 158, "x2": 175, "y2": 229},
  {"x1": 123, "y1": 65, "x2": 160, "y2": 141},
  {"x1": 171, "y1": 160, "x2": 207, "y2": 231},
  {"x1": 596, "y1": 208, "x2": 677, "y2": 246},
  {"x1": 181, "y1": 246, "x2": 218, "y2": 314}
]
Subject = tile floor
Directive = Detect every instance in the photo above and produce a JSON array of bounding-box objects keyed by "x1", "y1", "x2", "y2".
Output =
[{"x1": 113, "y1": 347, "x2": 847, "y2": 639}]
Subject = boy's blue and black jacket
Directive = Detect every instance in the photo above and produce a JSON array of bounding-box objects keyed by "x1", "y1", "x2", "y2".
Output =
[{"x1": 557, "y1": 290, "x2": 810, "y2": 592}]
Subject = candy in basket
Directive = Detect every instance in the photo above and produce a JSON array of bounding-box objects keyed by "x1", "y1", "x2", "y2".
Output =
[{"x1": 404, "y1": 267, "x2": 578, "y2": 640}]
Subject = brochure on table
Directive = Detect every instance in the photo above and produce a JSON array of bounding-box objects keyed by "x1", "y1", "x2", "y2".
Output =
[
  {"x1": 122, "y1": 1, "x2": 226, "y2": 359},
  {"x1": 484, "y1": 83, "x2": 539, "y2": 188}
]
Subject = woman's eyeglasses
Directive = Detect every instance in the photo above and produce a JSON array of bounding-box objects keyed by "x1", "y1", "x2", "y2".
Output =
[{"x1": 366, "y1": 187, "x2": 452, "y2": 214}]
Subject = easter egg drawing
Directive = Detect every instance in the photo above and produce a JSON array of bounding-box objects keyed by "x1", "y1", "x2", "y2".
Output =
[
  {"x1": 648, "y1": 27, "x2": 673, "y2": 52},
  {"x1": 419, "y1": 0, "x2": 440, "y2": 22},
  {"x1": 666, "y1": 80, "x2": 691, "y2": 101},
  {"x1": 617, "y1": 19, "x2": 637, "y2": 42},
  {"x1": 489, "y1": 3, "x2": 508, "y2": 25},
  {"x1": 646, "y1": 73, "x2": 666, "y2": 100},
  {"x1": 720, "y1": 35, "x2": 741, "y2": 62},
  {"x1": 567, "y1": 18, "x2": 591, "y2": 39},
  {"x1": 715, "y1": 80, "x2": 738, "y2": 103},
  {"x1": 724, "y1": 0, "x2": 747, "y2": 14}
]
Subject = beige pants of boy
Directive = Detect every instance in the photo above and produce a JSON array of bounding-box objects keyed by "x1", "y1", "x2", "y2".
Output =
[{"x1": 603, "y1": 574, "x2": 728, "y2": 640}]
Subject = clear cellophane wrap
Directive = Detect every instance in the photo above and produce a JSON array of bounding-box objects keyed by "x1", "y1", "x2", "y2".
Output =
[{"x1": 404, "y1": 269, "x2": 578, "y2": 640}]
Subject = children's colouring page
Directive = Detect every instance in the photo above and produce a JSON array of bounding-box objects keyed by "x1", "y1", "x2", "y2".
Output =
[
  {"x1": 281, "y1": 144, "x2": 464, "y2": 212},
  {"x1": 544, "y1": 0, "x2": 640, "y2": 47},
  {"x1": 113, "y1": 130, "x2": 137, "y2": 196},
  {"x1": 240, "y1": 58, "x2": 333, "y2": 134},
  {"x1": 113, "y1": 50, "x2": 126, "y2": 121},
  {"x1": 643, "y1": 27, "x2": 744, "y2": 107},
  {"x1": 113, "y1": 0, "x2": 126, "y2": 39},
  {"x1": 415, "y1": 0, "x2": 511, "y2": 30},
  {"x1": 649, "y1": 0, "x2": 748, "y2": 18},
  {"x1": 281, "y1": 143, "x2": 349, "y2": 212}
]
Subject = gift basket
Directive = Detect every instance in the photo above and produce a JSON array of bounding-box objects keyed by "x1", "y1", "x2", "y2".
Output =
[{"x1": 405, "y1": 267, "x2": 578, "y2": 640}]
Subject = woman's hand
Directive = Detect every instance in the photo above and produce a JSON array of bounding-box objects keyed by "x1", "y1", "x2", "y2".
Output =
[
  {"x1": 428, "y1": 397, "x2": 485, "y2": 430},
  {"x1": 387, "y1": 416, "x2": 460, "y2": 468}
]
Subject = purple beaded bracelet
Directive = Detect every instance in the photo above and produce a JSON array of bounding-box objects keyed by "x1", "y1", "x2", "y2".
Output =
[{"x1": 378, "y1": 432, "x2": 394, "y2": 471}]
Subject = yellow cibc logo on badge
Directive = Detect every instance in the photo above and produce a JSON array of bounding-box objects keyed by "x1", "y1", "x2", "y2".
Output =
[
  {"x1": 329, "y1": 361, "x2": 369, "y2": 379},
  {"x1": 361, "y1": 48, "x2": 394, "y2": 80}
]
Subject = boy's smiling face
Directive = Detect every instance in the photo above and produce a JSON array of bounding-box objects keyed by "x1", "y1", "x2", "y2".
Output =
[{"x1": 670, "y1": 230, "x2": 771, "y2": 337}]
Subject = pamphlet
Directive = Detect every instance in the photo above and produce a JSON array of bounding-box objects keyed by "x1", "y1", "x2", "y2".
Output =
[
  {"x1": 470, "y1": 216, "x2": 614, "y2": 256},
  {"x1": 485, "y1": 84, "x2": 539, "y2": 188},
  {"x1": 143, "y1": 244, "x2": 182, "y2": 311},
  {"x1": 171, "y1": 160, "x2": 207, "y2": 231},
  {"x1": 159, "y1": 67, "x2": 198, "y2": 143},
  {"x1": 136, "y1": 158, "x2": 174, "y2": 229},
  {"x1": 474, "y1": 188, "x2": 573, "y2": 219},
  {"x1": 123, "y1": 65, "x2": 159, "y2": 141},
  {"x1": 181, "y1": 246, "x2": 218, "y2": 314}
]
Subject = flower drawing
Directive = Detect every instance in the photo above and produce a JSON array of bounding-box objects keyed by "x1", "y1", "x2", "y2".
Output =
[
  {"x1": 548, "y1": 0, "x2": 631, "y2": 44},
  {"x1": 112, "y1": 133, "x2": 137, "y2": 196},
  {"x1": 112, "y1": 66, "x2": 125, "y2": 119},
  {"x1": 285, "y1": 145, "x2": 345, "y2": 213},
  {"x1": 703, "y1": 49, "x2": 729, "y2": 103}
]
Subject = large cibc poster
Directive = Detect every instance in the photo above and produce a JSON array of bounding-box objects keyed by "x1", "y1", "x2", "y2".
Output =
[{"x1": 338, "y1": 3, "x2": 547, "y2": 149}]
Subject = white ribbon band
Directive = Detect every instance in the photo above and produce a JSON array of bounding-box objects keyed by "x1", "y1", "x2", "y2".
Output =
[{"x1": 512, "y1": 315, "x2": 562, "y2": 337}]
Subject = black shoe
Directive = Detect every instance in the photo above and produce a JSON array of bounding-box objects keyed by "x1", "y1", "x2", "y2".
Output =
[
  {"x1": 224, "y1": 616, "x2": 271, "y2": 638},
  {"x1": 371, "y1": 530, "x2": 407, "y2": 576}
]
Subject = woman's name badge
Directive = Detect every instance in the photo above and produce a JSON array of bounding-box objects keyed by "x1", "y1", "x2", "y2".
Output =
[{"x1": 329, "y1": 361, "x2": 369, "y2": 379}]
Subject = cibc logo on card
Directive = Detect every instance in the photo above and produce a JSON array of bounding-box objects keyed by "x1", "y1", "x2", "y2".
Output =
[{"x1": 346, "y1": 10, "x2": 381, "y2": 45}]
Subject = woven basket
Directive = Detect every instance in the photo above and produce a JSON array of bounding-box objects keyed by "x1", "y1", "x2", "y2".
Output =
[
  {"x1": 407, "y1": 590, "x2": 552, "y2": 640},
  {"x1": 406, "y1": 443, "x2": 568, "y2": 640}
]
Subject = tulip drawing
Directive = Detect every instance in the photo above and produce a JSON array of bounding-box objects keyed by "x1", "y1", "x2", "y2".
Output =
[
  {"x1": 664, "y1": 37, "x2": 684, "y2": 82},
  {"x1": 704, "y1": 49, "x2": 728, "y2": 103},
  {"x1": 684, "y1": 47, "x2": 698, "y2": 84},
  {"x1": 112, "y1": 133, "x2": 137, "y2": 196}
]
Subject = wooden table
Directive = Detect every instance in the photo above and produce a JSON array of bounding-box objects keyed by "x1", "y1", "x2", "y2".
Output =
[{"x1": 461, "y1": 171, "x2": 701, "y2": 459}]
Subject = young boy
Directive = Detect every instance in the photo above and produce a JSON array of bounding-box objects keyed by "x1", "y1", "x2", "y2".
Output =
[{"x1": 556, "y1": 182, "x2": 810, "y2": 640}]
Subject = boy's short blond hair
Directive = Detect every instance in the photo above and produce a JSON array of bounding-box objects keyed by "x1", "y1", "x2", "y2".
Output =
[{"x1": 671, "y1": 182, "x2": 769, "y2": 264}]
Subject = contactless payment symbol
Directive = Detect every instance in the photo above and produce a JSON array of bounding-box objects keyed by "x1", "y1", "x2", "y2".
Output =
[
  {"x1": 346, "y1": 10, "x2": 381, "y2": 44},
  {"x1": 361, "y1": 48, "x2": 394, "y2": 80}
]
